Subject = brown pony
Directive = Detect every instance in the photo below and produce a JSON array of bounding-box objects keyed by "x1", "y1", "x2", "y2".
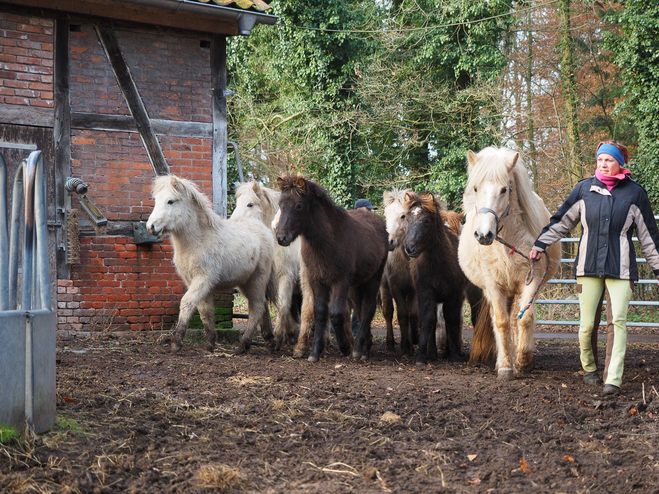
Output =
[
  {"x1": 276, "y1": 173, "x2": 388, "y2": 362},
  {"x1": 403, "y1": 191, "x2": 483, "y2": 364}
]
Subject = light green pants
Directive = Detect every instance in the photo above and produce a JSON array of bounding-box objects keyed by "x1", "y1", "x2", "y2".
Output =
[{"x1": 577, "y1": 276, "x2": 633, "y2": 387}]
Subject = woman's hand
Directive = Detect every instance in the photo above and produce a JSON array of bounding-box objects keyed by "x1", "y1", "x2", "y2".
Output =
[{"x1": 529, "y1": 248, "x2": 542, "y2": 261}]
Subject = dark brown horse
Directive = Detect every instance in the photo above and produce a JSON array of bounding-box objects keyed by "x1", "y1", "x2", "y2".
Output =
[
  {"x1": 276, "y1": 173, "x2": 388, "y2": 362},
  {"x1": 403, "y1": 191, "x2": 483, "y2": 365}
]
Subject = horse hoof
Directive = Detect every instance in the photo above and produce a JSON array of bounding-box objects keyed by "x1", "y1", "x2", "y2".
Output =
[
  {"x1": 308, "y1": 355, "x2": 319, "y2": 363},
  {"x1": 171, "y1": 340, "x2": 182, "y2": 353},
  {"x1": 234, "y1": 346, "x2": 248, "y2": 356},
  {"x1": 517, "y1": 360, "x2": 535, "y2": 374},
  {"x1": 339, "y1": 345, "x2": 351, "y2": 357},
  {"x1": 204, "y1": 343, "x2": 215, "y2": 353},
  {"x1": 449, "y1": 353, "x2": 466, "y2": 363},
  {"x1": 498, "y1": 369, "x2": 514, "y2": 380},
  {"x1": 352, "y1": 351, "x2": 362, "y2": 360}
]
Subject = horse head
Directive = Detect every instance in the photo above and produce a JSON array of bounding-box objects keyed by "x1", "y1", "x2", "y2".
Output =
[
  {"x1": 276, "y1": 173, "x2": 309, "y2": 247},
  {"x1": 466, "y1": 148, "x2": 518, "y2": 246},
  {"x1": 233, "y1": 181, "x2": 280, "y2": 226},
  {"x1": 147, "y1": 175, "x2": 197, "y2": 236},
  {"x1": 402, "y1": 191, "x2": 442, "y2": 258},
  {"x1": 383, "y1": 188, "x2": 410, "y2": 251}
]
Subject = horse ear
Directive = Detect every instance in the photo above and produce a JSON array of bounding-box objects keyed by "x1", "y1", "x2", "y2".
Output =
[
  {"x1": 419, "y1": 192, "x2": 436, "y2": 213},
  {"x1": 507, "y1": 152, "x2": 520, "y2": 171},
  {"x1": 169, "y1": 175, "x2": 181, "y2": 190},
  {"x1": 293, "y1": 174, "x2": 306, "y2": 192},
  {"x1": 251, "y1": 181, "x2": 261, "y2": 193},
  {"x1": 383, "y1": 190, "x2": 394, "y2": 206},
  {"x1": 467, "y1": 150, "x2": 478, "y2": 169},
  {"x1": 276, "y1": 175, "x2": 285, "y2": 190}
]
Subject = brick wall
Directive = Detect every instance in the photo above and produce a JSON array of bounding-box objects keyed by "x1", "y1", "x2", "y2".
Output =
[
  {"x1": 0, "y1": 12, "x2": 233, "y2": 334},
  {"x1": 0, "y1": 13, "x2": 53, "y2": 107}
]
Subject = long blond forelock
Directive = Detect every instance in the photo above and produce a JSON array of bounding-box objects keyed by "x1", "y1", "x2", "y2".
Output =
[{"x1": 153, "y1": 175, "x2": 217, "y2": 228}]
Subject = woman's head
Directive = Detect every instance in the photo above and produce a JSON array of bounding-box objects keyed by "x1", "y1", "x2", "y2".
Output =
[{"x1": 596, "y1": 140, "x2": 629, "y2": 176}]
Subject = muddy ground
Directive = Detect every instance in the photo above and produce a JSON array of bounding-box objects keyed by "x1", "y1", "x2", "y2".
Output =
[{"x1": 2, "y1": 324, "x2": 659, "y2": 494}]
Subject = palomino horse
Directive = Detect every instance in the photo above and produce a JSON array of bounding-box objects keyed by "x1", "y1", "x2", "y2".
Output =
[
  {"x1": 231, "y1": 181, "x2": 302, "y2": 350},
  {"x1": 147, "y1": 175, "x2": 276, "y2": 354},
  {"x1": 402, "y1": 191, "x2": 482, "y2": 364},
  {"x1": 459, "y1": 147, "x2": 560, "y2": 379},
  {"x1": 276, "y1": 173, "x2": 388, "y2": 362}
]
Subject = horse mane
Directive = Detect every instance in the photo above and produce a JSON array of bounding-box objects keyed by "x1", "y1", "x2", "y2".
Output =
[
  {"x1": 463, "y1": 146, "x2": 547, "y2": 236},
  {"x1": 152, "y1": 175, "x2": 221, "y2": 229},
  {"x1": 278, "y1": 173, "x2": 343, "y2": 215}
]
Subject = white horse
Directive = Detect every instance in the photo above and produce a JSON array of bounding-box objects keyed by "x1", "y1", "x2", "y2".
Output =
[
  {"x1": 231, "y1": 181, "x2": 302, "y2": 350},
  {"x1": 146, "y1": 175, "x2": 276, "y2": 354},
  {"x1": 458, "y1": 147, "x2": 560, "y2": 379}
]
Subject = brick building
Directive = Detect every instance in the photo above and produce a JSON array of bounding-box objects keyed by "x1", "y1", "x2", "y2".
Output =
[{"x1": 0, "y1": 0, "x2": 276, "y2": 335}]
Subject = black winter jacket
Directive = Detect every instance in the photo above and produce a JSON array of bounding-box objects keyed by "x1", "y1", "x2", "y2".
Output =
[{"x1": 533, "y1": 176, "x2": 659, "y2": 281}]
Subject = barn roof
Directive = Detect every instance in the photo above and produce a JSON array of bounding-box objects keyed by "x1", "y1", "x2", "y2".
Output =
[{"x1": 3, "y1": 0, "x2": 278, "y2": 36}]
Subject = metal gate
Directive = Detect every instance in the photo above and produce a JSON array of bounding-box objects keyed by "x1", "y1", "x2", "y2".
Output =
[
  {"x1": 537, "y1": 220, "x2": 659, "y2": 328},
  {"x1": 0, "y1": 149, "x2": 56, "y2": 434}
]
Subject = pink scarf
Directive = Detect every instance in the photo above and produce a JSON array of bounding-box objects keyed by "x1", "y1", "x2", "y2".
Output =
[{"x1": 595, "y1": 168, "x2": 632, "y2": 191}]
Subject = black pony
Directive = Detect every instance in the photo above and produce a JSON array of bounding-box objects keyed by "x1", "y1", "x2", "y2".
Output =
[
  {"x1": 403, "y1": 191, "x2": 483, "y2": 364},
  {"x1": 276, "y1": 173, "x2": 389, "y2": 361}
]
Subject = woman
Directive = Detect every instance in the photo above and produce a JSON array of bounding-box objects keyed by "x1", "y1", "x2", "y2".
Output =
[{"x1": 530, "y1": 141, "x2": 659, "y2": 395}]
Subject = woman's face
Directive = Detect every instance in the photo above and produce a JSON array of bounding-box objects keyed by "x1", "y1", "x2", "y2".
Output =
[{"x1": 597, "y1": 153, "x2": 622, "y2": 176}]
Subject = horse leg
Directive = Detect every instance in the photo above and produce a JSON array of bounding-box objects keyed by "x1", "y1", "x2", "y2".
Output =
[
  {"x1": 197, "y1": 294, "x2": 217, "y2": 353},
  {"x1": 235, "y1": 280, "x2": 270, "y2": 355},
  {"x1": 415, "y1": 290, "x2": 437, "y2": 365},
  {"x1": 261, "y1": 305, "x2": 275, "y2": 353},
  {"x1": 515, "y1": 283, "x2": 539, "y2": 374},
  {"x1": 329, "y1": 287, "x2": 351, "y2": 358},
  {"x1": 309, "y1": 284, "x2": 331, "y2": 362},
  {"x1": 436, "y1": 303, "x2": 447, "y2": 356},
  {"x1": 443, "y1": 297, "x2": 465, "y2": 362},
  {"x1": 171, "y1": 279, "x2": 214, "y2": 353},
  {"x1": 489, "y1": 291, "x2": 514, "y2": 380},
  {"x1": 395, "y1": 291, "x2": 414, "y2": 357},
  {"x1": 410, "y1": 297, "x2": 419, "y2": 345},
  {"x1": 293, "y1": 268, "x2": 314, "y2": 358},
  {"x1": 274, "y1": 275, "x2": 300, "y2": 351},
  {"x1": 353, "y1": 277, "x2": 381, "y2": 360},
  {"x1": 381, "y1": 281, "x2": 395, "y2": 352}
]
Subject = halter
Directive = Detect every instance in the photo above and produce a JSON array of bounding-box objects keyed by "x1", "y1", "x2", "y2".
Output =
[{"x1": 477, "y1": 181, "x2": 513, "y2": 234}]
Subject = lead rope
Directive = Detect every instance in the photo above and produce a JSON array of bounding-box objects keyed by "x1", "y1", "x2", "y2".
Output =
[{"x1": 493, "y1": 235, "x2": 551, "y2": 320}]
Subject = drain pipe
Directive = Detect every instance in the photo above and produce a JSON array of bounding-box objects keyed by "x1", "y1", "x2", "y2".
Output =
[{"x1": 0, "y1": 153, "x2": 7, "y2": 311}]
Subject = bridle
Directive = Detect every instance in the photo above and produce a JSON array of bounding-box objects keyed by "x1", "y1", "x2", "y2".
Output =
[{"x1": 477, "y1": 181, "x2": 513, "y2": 234}]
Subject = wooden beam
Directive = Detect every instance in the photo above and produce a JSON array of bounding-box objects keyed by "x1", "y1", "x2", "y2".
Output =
[
  {"x1": 211, "y1": 34, "x2": 227, "y2": 218},
  {"x1": 0, "y1": 105, "x2": 212, "y2": 138},
  {"x1": 71, "y1": 113, "x2": 212, "y2": 138},
  {"x1": 94, "y1": 26, "x2": 170, "y2": 176},
  {"x1": 54, "y1": 19, "x2": 71, "y2": 279},
  {"x1": 0, "y1": 0, "x2": 240, "y2": 35}
]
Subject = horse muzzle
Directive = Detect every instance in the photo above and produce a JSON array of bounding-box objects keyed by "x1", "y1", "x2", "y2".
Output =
[
  {"x1": 404, "y1": 244, "x2": 419, "y2": 258},
  {"x1": 276, "y1": 232, "x2": 292, "y2": 247},
  {"x1": 146, "y1": 223, "x2": 162, "y2": 236},
  {"x1": 474, "y1": 230, "x2": 495, "y2": 245},
  {"x1": 388, "y1": 238, "x2": 398, "y2": 251}
]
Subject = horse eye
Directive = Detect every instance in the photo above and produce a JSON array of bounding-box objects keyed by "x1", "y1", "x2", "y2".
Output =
[
  {"x1": 474, "y1": 187, "x2": 478, "y2": 193},
  {"x1": 294, "y1": 203, "x2": 303, "y2": 211},
  {"x1": 423, "y1": 217, "x2": 431, "y2": 225},
  {"x1": 401, "y1": 214, "x2": 405, "y2": 220},
  {"x1": 167, "y1": 199, "x2": 175, "y2": 205},
  {"x1": 247, "y1": 203, "x2": 254, "y2": 208},
  {"x1": 500, "y1": 187, "x2": 507, "y2": 195}
]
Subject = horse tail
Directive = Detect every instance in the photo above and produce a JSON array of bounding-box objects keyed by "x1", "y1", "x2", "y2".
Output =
[
  {"x1": 266, "y1": 263, "x2": 278, "y2": 305},
  {"x1": 469, "y1": 296, "x2": 496, "y2": 364}
]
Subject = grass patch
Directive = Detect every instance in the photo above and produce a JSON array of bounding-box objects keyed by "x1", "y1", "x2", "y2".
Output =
[
  {"x1": 0, "y1": 423, "x2": 20, "y2": 444},
  {"x1": 54, "y1": 416, "x2": 86, "y2": 436}
]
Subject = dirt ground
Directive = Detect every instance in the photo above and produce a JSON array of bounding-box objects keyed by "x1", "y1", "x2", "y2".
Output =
[{"x1": 3, "y1": 323, "x2": 659, "y2": 494}]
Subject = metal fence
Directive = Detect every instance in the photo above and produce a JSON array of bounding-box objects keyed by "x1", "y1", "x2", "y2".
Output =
[
  {"x1": 536, "y1": 217, "x2": 659, "y2": 328},
  {"x1": 0, "y1": 148, "x2": 56, "y2": 434}
]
